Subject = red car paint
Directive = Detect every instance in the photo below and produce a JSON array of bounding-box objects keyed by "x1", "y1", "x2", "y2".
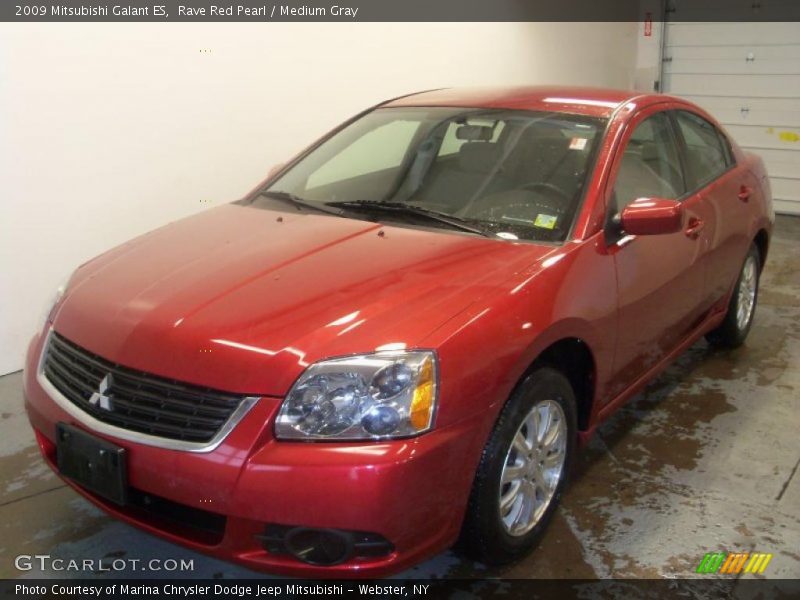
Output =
[{"x1": 23, "y1": 86, "x2": 773, "y2": 577}]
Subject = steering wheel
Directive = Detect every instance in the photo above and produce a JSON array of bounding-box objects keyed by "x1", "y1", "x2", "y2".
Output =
[{"x1": 467, "y1": 187, "x2": 567, "y2": 229}]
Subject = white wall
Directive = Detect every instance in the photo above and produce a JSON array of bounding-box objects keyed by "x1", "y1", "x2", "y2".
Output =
[{"x1": 0, "y1": 22, "x2": 637, "y2": 375}]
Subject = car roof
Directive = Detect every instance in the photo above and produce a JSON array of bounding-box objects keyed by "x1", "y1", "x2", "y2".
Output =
[{"x1": 383, "y1": 86, "x2": 658, "y2": 119}]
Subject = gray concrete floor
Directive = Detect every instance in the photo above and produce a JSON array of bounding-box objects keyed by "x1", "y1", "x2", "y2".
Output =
[{"x1": 2, "y1": 216, "x2": 799, "y2": 580}]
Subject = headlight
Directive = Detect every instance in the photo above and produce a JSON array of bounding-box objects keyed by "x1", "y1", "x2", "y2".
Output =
[
  {"x1": 275, "y1": 351, "x2": 437, "y2": 440},
  {"x1": 40, "y1": 271, "x2": 74, "y2": 329}
]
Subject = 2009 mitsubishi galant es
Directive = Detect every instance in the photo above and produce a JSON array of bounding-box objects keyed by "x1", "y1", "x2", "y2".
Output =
[{"x1": 24, "y1": 87, "x2": 773, "y2": 576}]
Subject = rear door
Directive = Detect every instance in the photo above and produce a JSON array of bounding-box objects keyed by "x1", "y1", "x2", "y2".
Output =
[
  {"x1": 671, "y1": 109, "x2": 751, "y2": 308},
  {"x1": 603, "y1": 106, "x2": 713, "y2": 399}
]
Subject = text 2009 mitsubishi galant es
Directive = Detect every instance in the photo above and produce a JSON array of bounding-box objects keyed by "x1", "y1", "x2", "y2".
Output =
[{"x1": 24, "y1": 87, "x2": 773, "y2": 576}]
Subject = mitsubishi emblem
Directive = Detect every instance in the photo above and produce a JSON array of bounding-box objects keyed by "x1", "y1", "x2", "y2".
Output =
[{"x1": 89, "y1": 374, "x2": 114, "y2": 411}]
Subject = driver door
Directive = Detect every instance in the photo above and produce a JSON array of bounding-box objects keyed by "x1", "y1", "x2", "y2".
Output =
[{"x1": 605, "y1": 108, "x2": 712, "y2": 399}]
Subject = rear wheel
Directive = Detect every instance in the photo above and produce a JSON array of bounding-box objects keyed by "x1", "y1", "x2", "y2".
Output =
[
  {"x1": 460, "y1": 367, "x2": 576, "y2": 565},
  {"x1": 706, "y1": 244, "x2": 760, "y2": 348}
]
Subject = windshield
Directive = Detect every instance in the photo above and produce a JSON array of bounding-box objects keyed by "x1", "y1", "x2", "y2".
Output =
[{"x1": 258, "y1": 107, "x2": 605, "y2": 242}]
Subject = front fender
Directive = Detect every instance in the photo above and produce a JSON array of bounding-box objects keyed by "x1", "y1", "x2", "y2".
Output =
[{"x1": 423, "y1": 233, "x2": 617, "y2": 433}]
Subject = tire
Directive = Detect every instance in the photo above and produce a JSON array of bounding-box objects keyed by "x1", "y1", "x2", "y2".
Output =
[
  {"x1": 459, "y1": 367, "x2": 577, "y2": 565},
  {"x1": 706, "y1": 243, "x2": 761, "y2": 349}
]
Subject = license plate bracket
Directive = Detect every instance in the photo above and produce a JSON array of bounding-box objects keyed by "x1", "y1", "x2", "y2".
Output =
[{"x1": 56, "y1": 422, "x2": 128, "y2": 505}]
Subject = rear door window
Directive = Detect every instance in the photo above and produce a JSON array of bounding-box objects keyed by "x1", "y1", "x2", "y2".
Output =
[{"x1": 673, "y1": 110, "x2": 732, "y2": 190}]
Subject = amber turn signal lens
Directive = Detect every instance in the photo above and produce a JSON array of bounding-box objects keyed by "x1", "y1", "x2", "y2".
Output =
[{"x1": 410, "y1": 357, "x2": 435, "y2": 430}]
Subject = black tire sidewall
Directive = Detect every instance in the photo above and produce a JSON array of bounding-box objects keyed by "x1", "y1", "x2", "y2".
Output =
[
  {"x1": 462, "y1": 367, "x2": 578, "y2": 564},
  {"x1": 709, "y1": 243, "x2": 761, "y2": 348}
]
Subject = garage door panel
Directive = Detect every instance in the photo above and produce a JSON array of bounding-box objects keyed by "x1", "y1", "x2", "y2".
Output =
[
  {"x1": 678, "y1": 95, "x2": 800, "y2": 128},
  {"x1": 743, "y1": 148, "x2": 800, "y2": 175},
  {"x1": 667, "y1": 45, "x2": 800, "y2": 62},
  {"x1": 714, "y1": 110, "x2": 799, "y2": 129},
  {"x1": 664, "y1": 58, "x2": 800, "y2": 76},
  {"x1": 770, "y1": 177, "x2": 800, "y2": 203},
  {"x1": 723, "y1": 124, "x2": 800, "y2": 151},
  {"x1": 678, "y1": 96, "x2": 800, "y2": 113},
  {"x1": 665, "y1": 22, "x2": 800, "y2": 47},
  {"x1": 664, "y1": 73, "x2": 800, "y2": 98},
  {"x1": 774, "y1": 199, "x2": 800, "y2": 214}
]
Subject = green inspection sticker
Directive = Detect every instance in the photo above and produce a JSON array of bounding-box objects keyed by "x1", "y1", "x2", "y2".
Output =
[{"x1": 534, "y1": 214, "x2": 558, "y2": 229}]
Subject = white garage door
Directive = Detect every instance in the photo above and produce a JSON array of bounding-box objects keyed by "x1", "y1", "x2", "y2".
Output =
[{"x1": 662, "y1": 21, "x2": 800, "y2": 215}]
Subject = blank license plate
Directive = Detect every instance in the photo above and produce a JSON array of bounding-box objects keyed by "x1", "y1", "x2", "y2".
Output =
[{"x1": 56, "y1": 422, "x2": 128, "y2": 505}]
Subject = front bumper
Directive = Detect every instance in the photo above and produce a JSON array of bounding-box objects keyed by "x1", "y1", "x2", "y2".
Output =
[{"x1": 23, "y1": 331, "x2": 485, "y2": 577}]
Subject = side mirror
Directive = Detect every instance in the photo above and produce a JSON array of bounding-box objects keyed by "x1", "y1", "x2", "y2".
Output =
[{"x1": 620, "y1": 198, "x2": 683, "y2": 236}]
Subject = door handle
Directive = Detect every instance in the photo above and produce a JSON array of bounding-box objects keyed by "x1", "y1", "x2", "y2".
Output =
[
  {"x1": 685, "y1": 217, "x2": 705, "y2": 239},
  {"x1": 738, "y1": 185, "x2": 752, "y2": 202}
]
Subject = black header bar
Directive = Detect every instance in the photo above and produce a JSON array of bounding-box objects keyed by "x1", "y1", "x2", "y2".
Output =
[{"x1": 4, "y1": 0, "x2": 800, "y2": 23}]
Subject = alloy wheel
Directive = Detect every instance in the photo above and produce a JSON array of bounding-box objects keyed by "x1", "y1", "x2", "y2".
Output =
[
  {"x1": 498, "y1": 399, "x2": 567, "y2": 536},
  {"x1": 736, "y1": 254, "x2": 758, "y2": 331}
]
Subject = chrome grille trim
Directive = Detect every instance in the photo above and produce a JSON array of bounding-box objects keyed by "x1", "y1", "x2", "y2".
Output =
[{"x1": 37, "y1": 328, "x2": 260, "y2": 453}]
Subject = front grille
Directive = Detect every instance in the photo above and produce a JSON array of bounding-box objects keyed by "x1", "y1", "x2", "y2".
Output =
[{"x1": 43, "y1": 332, "x2": 248, "y2": 443}]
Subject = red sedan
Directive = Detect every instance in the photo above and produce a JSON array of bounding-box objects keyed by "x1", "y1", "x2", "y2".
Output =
[{"x1": 24, "y1": 86, "x2": 773, "y2": 577}]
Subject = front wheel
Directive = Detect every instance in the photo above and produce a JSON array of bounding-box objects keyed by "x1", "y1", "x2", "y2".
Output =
[
  {"x1": 706, "y1": 243, "x2": 761, "y2": 348},
  {"x1": 459, "y1": 367, "x2": 576, "y2": 565}
]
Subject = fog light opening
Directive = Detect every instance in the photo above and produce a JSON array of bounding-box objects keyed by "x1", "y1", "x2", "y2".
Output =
[
  {"x1": 258, "y1": 524, "x2": 394, "y2": 565},
  {"x1": 283, "y1": 527, "x2": 354, "y2": 566}
]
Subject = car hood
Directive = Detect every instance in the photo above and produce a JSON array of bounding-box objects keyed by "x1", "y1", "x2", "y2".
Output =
[{"x1": 54, "y1": 204, "x2": 555, "y2": 395}]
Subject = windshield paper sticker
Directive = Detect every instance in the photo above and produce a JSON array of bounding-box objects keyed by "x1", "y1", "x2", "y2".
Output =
[
  {"x1": 534, "y1": 214, "x2": 558, "y2": 229},
  {"x1": 569, "y1": 137, "x2": 588, "y2": 150}
]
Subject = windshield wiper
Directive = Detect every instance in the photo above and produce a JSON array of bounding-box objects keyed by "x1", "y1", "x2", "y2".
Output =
[
  {"x1": 259, "y1": 190, "x2": 344, "y2": 217},
  {"x1": 326, "y1": 200, "x2": 491, "y2": 237}
]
